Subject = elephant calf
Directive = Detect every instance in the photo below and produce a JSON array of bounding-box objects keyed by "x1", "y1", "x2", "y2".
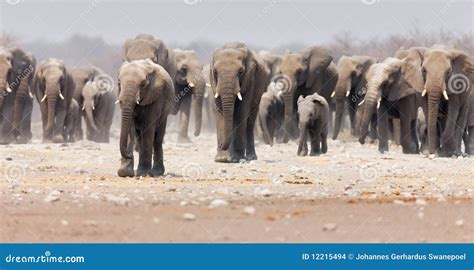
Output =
[
  {"x1": 297, "y1": 93, "x2": 329, "y2": 156},
  {"x1": 64, "y1": 99, "x2": 80, "y2": 142},
  {"x1": 117, "y1": 59, "x2": 174, "y2": 177},
  {"x1": 258, "y1": 82, "x2": 284, "y2": 146}
]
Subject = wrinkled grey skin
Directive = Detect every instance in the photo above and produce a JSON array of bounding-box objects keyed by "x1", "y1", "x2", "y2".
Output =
[
  {"x1": 297, "y1": 93, "x2": 329, "y2": 156},
  {"x1": 259, "y1": 51, "x2": 282, "y2": 78},
  {"x1": 420, "y1": 46, "x2": 473, "y2": 156},
  {"x1": 173, "y1": 49, "x2": 206, "y2": 143},
  {"x1": 34, "y1": 58, "x2": 75, "y2": 143},
  {"x1": 278, "y1": 46, "x2": 338, "y2": 142},
  {"x1": 210, "y1": 42, "x2": 270, "y2": 163},
  {"x1": 332, "y1": 55, "x2": 376, "y2": 140},
  {"x1": 357, "y1": 48, "x2": 424, "y2": 154},
  {"x1": 70, "y1": 66, "x2": 102, "y2": 140},
  {"x1": 0, "y1": 47, "x2": 36, "y2": 144},
  {"x1": 463, "y1": 90, "x2": 474, "y2": 155},
  {"x1": 63, "y1": 99, "x2": 80, "y2": 142},
  {"x1": 81, "y1": 79, "x2": 116, "y2": 143},
  {"x1": 117, "y1": 59, "x2": 174, "y2": 177},
  {"x1": 258, "y1": 83, "x2": 284, "y2": 146}
]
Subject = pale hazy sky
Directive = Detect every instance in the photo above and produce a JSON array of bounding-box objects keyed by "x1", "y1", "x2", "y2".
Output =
[{"x1": 0, "y1": 0, "x2": 472, "y2": 46}]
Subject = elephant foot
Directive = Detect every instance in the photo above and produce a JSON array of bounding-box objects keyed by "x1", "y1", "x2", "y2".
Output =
[
  {"x1": 297, "y1": 146, "x2": 308, "y2": 156},
  {"x1": 52, "y1": 135, "x2": 64, "y2": 143},
  {"x1": 358, "y1": 137, "x2": 366, "y2": 145},
  {"x1": 177, "y1": 136, "x2": 192, "y2": 145},
  {"x1": 149, "y1": 162, "x2": 165, "y2": 177},
  {"x1": 230, "y1": 151, "x2": 246, "y2": 163},
  {"x1": 321, "y1": 145, "x2": 328, "y2": 154},
  {"x1": 246, "y1": 152, "x2": 258, "y2": 161},
  {"x1": 310, "y1": 151, "x2": 321, "y2": 156},
  {"x1": 117, "y1": 158, "x2": 134, "y2": 177},
  {"x1": 378, "y1": 145, "x2": 388, "y2": 154},
  {"x1": 215, "y1": 150, "x2": 231, "y2": 163}
]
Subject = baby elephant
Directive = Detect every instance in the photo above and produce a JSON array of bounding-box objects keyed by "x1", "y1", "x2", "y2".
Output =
[
  {"x1": 117, "y1": 59, "x2": 174, "y2": 177},
  {"x1": 297, "y1": 93, "x2": 329, "y2": 156}
]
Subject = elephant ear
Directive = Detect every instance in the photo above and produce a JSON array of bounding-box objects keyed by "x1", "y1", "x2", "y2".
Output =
[
  {"x1": 122, "y1": 39, "x2": 133, "y2": 61},
  {"x1": 311, "y1": 94, "x2": 327, "y2": 105},
  {"x1": 64, "y1": 70, "x2": 75, "y2": 104},
  {"x1": 139, "y1": 60, "x2": 158, "y2": 106},
  {"x1": 34, "y1": 64, "x2": 45, "y2": 101},
  {"x1": 450, "y1": 50, "x2": 472, "y2": 77},
  {"x1": 297, "y1": 95, "x2": 305, "y2": 104},
  {"x1": 388, "y1": 49, "x2": 424, "y2": 101},
  {"x1": 240, "y1": 48, "x2": 258, "y2": 96},
  {"x1": 303, "y1": 46, "x2": 333, "y2": 89}
]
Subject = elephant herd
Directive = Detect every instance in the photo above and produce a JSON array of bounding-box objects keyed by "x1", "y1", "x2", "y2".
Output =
[{"x1": 0, "y1": 34, "x2": 473, "y2": 177}]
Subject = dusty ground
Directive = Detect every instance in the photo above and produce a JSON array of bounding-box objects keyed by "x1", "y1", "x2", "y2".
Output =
[{"x1": 1, "y1": 127, "x2": 473, "y2": 243}]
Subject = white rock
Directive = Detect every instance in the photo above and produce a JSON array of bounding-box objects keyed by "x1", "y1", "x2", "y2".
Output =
[
  {"x1": 210, "y1": 199, "x2": 229, "y2": 208},
  {"x1": 103, "y1": 194, "x2": 129, "y2": 206},
  {"x1": 180, "y1": 201, "x2": 189, "y2": 207},
  {"x1": 455, "y1": 219, "x2": 464, "y2": 226},
  {"x1": 44, "y1": 190, "x2": 62, "y2": 203},
  {"x1": 60, "y1": 219, "x2": 69, "y2": 226},
  {"x1": 415, "y1": 199, "x2": 427, "y2": 205},
  {"x1": 243, "y1": 206, "x2": 256, "y2": 215},
  {"x1": 183, "y1": 213, "x2": 196, "y2": 221},
  {"x1": 152, "y1": 217, "x2": 160, "y2": 224},
  {"x1": 322, "y1": 223, "x2": 337, "y2": 231}
]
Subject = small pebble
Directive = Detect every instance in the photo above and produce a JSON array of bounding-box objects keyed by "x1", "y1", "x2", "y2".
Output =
[
  {"x1": 210, "y1": 199, "x2": 229, "y2": 208},
  {"x1": 183, "y1": 213, "x2": 196, "y2": 221},
  {"x1": 322, "y1": 223, "x2": 337, "y2": 231},
  {"x1": 243, "y1": 206, "x2": 256, "y2": 215}
]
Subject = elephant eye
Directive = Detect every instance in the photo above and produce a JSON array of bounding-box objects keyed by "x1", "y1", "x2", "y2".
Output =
[
  {"x1": 422, "y1": 67, "x2": 427, "y2": 75},
  {"x1": 238, "y1": 68, "x2": 244, "y2": 76},
  {"x1": 446, "y1": 68, "x2": 452, "y2": 77}
]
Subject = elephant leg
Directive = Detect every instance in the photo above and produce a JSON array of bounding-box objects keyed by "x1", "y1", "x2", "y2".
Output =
[
  {"x1": 321, "y1": 127, "x2": 328, "y2": 154},
  {"x1": 177, "y1": 94, "x2": 192, "y2": 144},
  {"x1": 136, "y1": 124, "x2": 154, "y2": 177},
  {"x1": 348, "y1": 99, "x2": 357, "y2": 135},
  {"x1": 20, "y1": 97, "x2": 33, "y2": 142},
  {"x1": 377, "y1": 105, "x2": 389, "y2": 153},
  {"x1": 411, "y1": 120, "x2": 420, "y2": 154},
  {"x1": 53, "y1": 107, "x2": 67, "y2": 143},
  {"x1": 466, "y1": 126, "x2": 474, "y2": 155},
  {"x1": 310, "y1": 128, "x2": 321, "y2": 156},
  {"x1": 332, "y1": 98, "x2": 345, "y2": 139},
  {"x1": 369, "y1": 113, "x2": 378, "y2": 143},
  {"x1": 231, "y1": 117, "x2": 247, "y2": 163},
  {"x1": 1, "y1": 101, "x2": 14, "y2": 144},
  {"x1": 245, "y1": 105, "x2": 259, "y2": 161},
  {"x1": 150, "y1": 116, "x2": 167, "y2": 177},
  {"x1": 454, "y1": 103, "x2": 468, "y2": 156},
  {"x1": 400, "y1": 117, "x2": 416, "y2": 154},
  {"x1": 392, "y1": 118, "x2": 401, "y2": 145},
  {"x1": 440, "y1": 99, "x2": 460, "y2": 157}
]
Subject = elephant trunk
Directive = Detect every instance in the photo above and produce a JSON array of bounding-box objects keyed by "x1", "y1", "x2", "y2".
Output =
[
  {"x1": 427, "y1": 89, "x2": 441, "y2": 154},
  {"x1": 358, "y1": 95, "x2": 377, "y2": 144},
  {"x1": 259, "y1": 108, "x2": 272, "y2": 146},
  {"x1": 220, "y1": 93, "x2": 235, "y2": 150},
  {"x1": 282, "y1": 93, "x2": 293, "y2": 143},
  {"x1": 85, "y1": 100, "x2": 99, "y2": 133},
  {"x1": 192, "y1": 89, "x2": 204, "y2": 137},
  {"x1": 332, "y1": 98, "x2": 345, "y2": 140},
  {"x1": 45, "y1": 93, "x2": 58, "y2": 139},
  {"x1": 119, "y1": 88, "x2": 136, "y2": 159}
]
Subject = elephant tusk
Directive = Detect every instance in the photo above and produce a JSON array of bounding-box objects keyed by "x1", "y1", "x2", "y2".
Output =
[
  {"x1": 92, "y1": 106, "x2": 95, "y2": 110},
  {"x1": 358, "y1": 99, "x2": 365, "y2": 106},
  {"x1": 277, "y1": 90, "x2": 283, "y2": 96},
  {"x1": 115, "y1": 100, "x2": 120, "y2": 104},
  {"x1": 6, "y1": 83, "x2": 12, "y2": 93},
  {"x1": 205, "y1": 83, "x2": 211, "y2": 88},
  {"x1": 136, "y1": 100, "x2": 140, "y2": 105},
  {"x1": 442, "y1": 90, "x2": 449, "y2": 100},
  {"x1": 421, "y1": 89, "x2": 427, "y2": 97},
  {"x1": 28, "y1": 91, "x2": 34, "y2": 98},
  {"x1": 214, "y1": 92, "x2": 219, "y2": 99},
  {"x1": 59, "y1": 92, "x2": 64, "y2": 100},
  {"x1": 82, "y1": 105, "x2": 86, "y2": 111},
  {"x1": 41, "y1": 94, "x2": 47, "y2": 103},
  {"x1": 377, "y1": 98, "x2": 381, "y2": 109},
  {"x1": 237, "y1": 92, "x2": 242, "y2": 101},
  {"x1": 188, "y1": 82, "x2": 195, "y2": 88},
  {"x1": 345, "y1": 90, "x2": 350, "y2": 97},
  {"x1": 330, "y1": 91, "x2": 335, "y2": 98}
]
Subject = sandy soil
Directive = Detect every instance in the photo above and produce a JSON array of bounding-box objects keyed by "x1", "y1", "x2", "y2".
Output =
[{"x1": 1, "y1": 128, "x2": 473, "y2": 243}]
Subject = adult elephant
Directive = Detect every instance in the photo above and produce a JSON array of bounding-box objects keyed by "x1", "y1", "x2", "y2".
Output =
[
  {"x1": 117, "y1": 59, "x2": 174, "y2": 177},
  {"x1": 70, "y1": 66, "x2": 102, "y2": 140},
  {"x1": 0, "y1": 48, "x2": 36, "y2": 144},
  {"x1": 276, "y1": 46, "x2": 338, "y2": 142},
  {"x1": 210, "y1": 42, "x2": 270, "y2": 163},
  {"x1": 173, "y1": 49, "x2": 206, "y2": 143},
  {"x1": 81, "y1": 77, "x2": 116, "y2": 143},
  {"x1": 332, "y1": 55, "x2": 376, "y2": 140},
  {"x1": 358, "y1": 47, "x2": 424, "y2": 154},
  {"x1": 34, "y1": 58, "x2": 75, "y2": 143},
  {"x1": 259, "y1": 50, "x2": 282, "y2": 79},
  {"x1": 421, "y1": 46, "x2": 472, "y2": 156}
]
